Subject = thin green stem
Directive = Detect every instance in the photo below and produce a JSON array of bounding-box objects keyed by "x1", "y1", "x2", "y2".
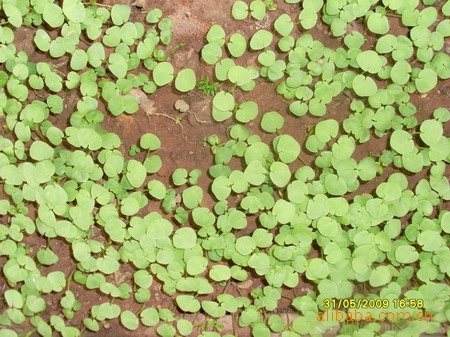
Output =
[
  {"x1": 23, "y1": 329, "x2": 36, "y2": 337},
  {"x1": 65, "y1": 269, "x2": 75, "y2": 291}
]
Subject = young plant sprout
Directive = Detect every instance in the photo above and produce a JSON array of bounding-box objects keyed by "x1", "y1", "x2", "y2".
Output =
[{"x1": 0, "y1": 0, "x2": 449, "y2": 337}]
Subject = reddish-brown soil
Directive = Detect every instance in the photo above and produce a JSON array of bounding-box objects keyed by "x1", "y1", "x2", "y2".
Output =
[{"x1": 1, "y1": 0, "x2": 449, "y2": 337}]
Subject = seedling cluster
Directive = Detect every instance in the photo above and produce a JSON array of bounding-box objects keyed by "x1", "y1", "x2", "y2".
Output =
[{"x1": 0, "y1": 1, "x2": 449, "y2": 337}]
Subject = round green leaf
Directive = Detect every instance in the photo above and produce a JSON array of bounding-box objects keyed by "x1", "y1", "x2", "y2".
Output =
[{"x1": 175, "y1": 68, "x2": 196, "y2": 92}]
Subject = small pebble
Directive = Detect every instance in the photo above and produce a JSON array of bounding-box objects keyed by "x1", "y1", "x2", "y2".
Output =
[
  {"x1": 175, "y1": 99, "x2": 190, "y2": 113},
  {"x1": 131, "y1": 0, "x2": 145, "y2": 8}
]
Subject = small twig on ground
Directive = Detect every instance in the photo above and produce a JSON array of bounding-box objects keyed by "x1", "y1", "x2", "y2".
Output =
[
  {"x1": 298, "y1": 156, "x2": 307, "y2": 165},
  {"x1": 52, "y1": 67, "x2": 66, "y2": 77},
  {"x1": 146, "y1": 112, "x2": 185, "y2": 132},
  {"x1": 192, "y1": 112, "x2": 211, "y2": 124}
]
